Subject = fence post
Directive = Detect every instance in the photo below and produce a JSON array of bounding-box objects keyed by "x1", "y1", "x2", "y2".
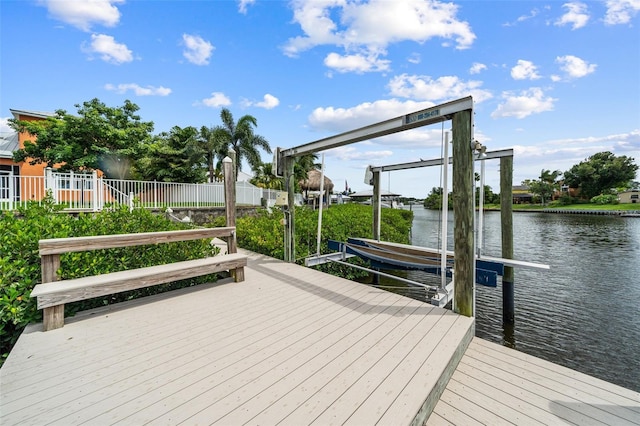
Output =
[
  {"x1": 97, "y1": 177, "x2": 104, "y2": 210},
  {"x1": 69, "y1": 170, "x2": 75, "y2": 209},
  {"x1": 45, "y1": 167, "x2": 55, "y2": 203},
  {"x1": 92, "y1": 171, "x2": 98, "y2": 211},
  {"x1": 9, "y1": 171, "x2": 15, "y2": 211}
]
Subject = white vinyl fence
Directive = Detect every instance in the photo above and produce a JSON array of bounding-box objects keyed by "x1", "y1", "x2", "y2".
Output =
[{"x1": 0, "y1": 168, "x2": 270, "y2": 211}]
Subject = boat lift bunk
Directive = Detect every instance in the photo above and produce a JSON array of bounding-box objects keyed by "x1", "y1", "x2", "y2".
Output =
[{"x1": 308, "y1": 237, "x2": 548, "y2": 307}]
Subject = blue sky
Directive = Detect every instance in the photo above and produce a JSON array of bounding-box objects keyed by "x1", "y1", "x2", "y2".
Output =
[{"x1": 1, "y1": 0, "x2": 639, "y2": 197}]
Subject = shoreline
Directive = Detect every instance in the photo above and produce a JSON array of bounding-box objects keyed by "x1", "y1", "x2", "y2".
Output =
[{"x1": 481, "y1": 207, "x2": 640, "y2": 216}]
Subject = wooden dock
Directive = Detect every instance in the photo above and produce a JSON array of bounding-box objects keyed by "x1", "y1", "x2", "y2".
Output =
[
  {"x1": 2, "y1": 250, "x2": 639, "y2": 425},
  {"x1": 428, "y1": 338, "x2": 640, "y2": 425}
]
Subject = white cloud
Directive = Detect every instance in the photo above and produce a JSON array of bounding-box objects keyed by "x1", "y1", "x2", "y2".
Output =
[
  {"x1": 556, "y1": 55, "x2": 596, "y2": 78},
  {"x1": 238, "y1": 0, "x2": 255, "y2": 14},
  {"x1": 326, "y1": 146, "x2": 393, "y2": 161},
  {"x1": 199, "y1": 92, "x2": 232, "y2": 107},
  {"x1": 104, "y1": 83, "x2": 171, "y2": 96},
  {"x1": 182, "y1": 34, "x2": 214, "y2": 65},
  {"x1": 244, "y1": 94, "x2": 280, "y2": 109},
  {"x1": 407, "y1": 53, "x2": 421, "y2": 64},
  {"x1": 604, "y1": 0, "x2": 640, "y2": 25},
  {"x1": 308, "y1": 98, "x2": 435, "y2": 133},
  {"x1": 324, "y1": 52, "x2": 390, "y2": 73},
  {"x1": 388, "y1": 74, "x2": 493, "y2": 103},
  {"x1": 0, "y1": 117, "x2": 12, "y2": 133},
  {"x1": 510, "y1": 60, "x2": 541, "y2": 80},
  {"x1": 511, "y1": 129, "x2": 640, "y2": 184},
  {"x1": 555, "y1": 2, "x2": 590, "y2": 29},
  {"x1": 469, "y1": 62, "x2": 487, "y2": 74},
  {"x1": 547, "y1": 129, "x2": 640, "y2": 151},
  {"x1": 504, "y1": 8, "x2": 540, "y2": 26},
  {"x1": 283, "y1": 0, "x2": 475, "y2": 72},
  {"x1": 82, "y1": 33, "x2": 133, "y2": 64},
  {"x1": 491, "y1": 87, "x2": 557, "y2": 119},
  {"x1": 41, "y1": 0, "x2": 123, "y2": 31}
]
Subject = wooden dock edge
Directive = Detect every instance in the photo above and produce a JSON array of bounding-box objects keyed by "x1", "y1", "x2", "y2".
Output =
[{"x1": 412, "y1": 321, "x2": 476, "y2": 426}]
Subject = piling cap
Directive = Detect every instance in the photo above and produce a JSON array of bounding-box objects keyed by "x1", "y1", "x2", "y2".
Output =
[{"x1": 223, "y1": 156, "x2": 231, "y2": 163}]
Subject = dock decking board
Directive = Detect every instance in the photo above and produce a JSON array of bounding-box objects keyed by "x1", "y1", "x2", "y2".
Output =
[
  {"x1": 2, "y1": 250, "x2": 637, "y2": 425},
  {"x1": 1, "y1": 251, "x2": 473, "y2": 425},
  {"x1": 427, "y1": 338, "x2": 640, "y2": 426}
]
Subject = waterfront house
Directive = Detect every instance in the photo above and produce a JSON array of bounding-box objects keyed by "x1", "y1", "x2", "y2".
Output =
[
  {"x1": 619, "y1": 189, "x2": 640, "y2": 204},
  {"x1": 512, "y1": 185, "x2": 533, "y2": 204},
  {"x1": 2, "y1": 109, "x2": 56, "y2": 177}
]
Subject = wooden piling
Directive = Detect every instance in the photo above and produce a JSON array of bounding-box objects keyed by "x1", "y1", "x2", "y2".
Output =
[
  {"x1": 223, "y1": 156, "x2": 244, "y2": 281},
  {"x1": 500, "y1": 156, "x2": 515, "y2": 323},
  {"x1": 452, "y1": 110, "x2": 474, "y2": 317}
]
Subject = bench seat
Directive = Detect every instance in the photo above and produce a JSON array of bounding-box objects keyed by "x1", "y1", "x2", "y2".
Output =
[{"x1": 31, "y1": 253, "x2": 247, "y2": 310}]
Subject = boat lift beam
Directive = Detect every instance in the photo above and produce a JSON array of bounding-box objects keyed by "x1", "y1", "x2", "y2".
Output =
[
  {"x1": 276, "y1": 96, "x2": 473, "y2": 163},
  {"x1": 369, "y1": 148, "x2": 514, "y2": 173}
]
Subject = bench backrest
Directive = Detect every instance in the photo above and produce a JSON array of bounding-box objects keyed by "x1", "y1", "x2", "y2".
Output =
[
  {"x1": 39, "y1": 227, "x2": 237, "y2": 284},
  {"x1": 39, "y1": 227, "x2": 236, "y2": 255}
]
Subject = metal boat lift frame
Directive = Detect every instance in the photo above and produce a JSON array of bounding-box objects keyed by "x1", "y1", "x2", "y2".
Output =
[{"x1": 276, "y1": 96, "x2": 482, "y2": 316}]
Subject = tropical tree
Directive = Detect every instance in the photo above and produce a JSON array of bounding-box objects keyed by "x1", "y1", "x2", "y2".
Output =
[
  {"x1": 198, "y1": 125, "x2": 227, "y2": 183},
  {"x1": 134, "y1": 126, "x2": 206, "y2": 183},
  {"x1": 212, "y1": 108, "x2": 271, "y2": 180},
  {"x1": 476, "y1": 185, "x2": 499, "y2": 205},
  {"x1": 563, "y1": 152, "x2": 638, "y2": 199},
  {"x1": 293, "y1": 153, "x2": 320, "y2": 189},
  {"x1": 11, "y1": 98, "x2": 154, "y2": 179},
  {"x1": 250, "y1": 162, "x2": 283, "y2": 189},
  {"x1": 423, "y1": 187, "x2": 452, "y2": 210},
  {"x1": 523, "y1": 169, "x2": 562, "y2": 205}
]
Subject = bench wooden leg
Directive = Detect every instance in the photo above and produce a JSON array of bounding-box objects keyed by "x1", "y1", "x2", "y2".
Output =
[
  {"x1": 43, "y1": 305, "x2": 65, "y2": 331},
  {"x1": 233, "y1": 267, "x2": 245, "y2": 282}
]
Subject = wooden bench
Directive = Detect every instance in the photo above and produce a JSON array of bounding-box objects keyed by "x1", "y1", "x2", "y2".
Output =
[{"x1": 30, "y1": 227, "x2": 247, "y2": 331}]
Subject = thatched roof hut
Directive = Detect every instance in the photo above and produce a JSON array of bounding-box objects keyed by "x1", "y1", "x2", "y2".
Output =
[{"x1": 299, "y1": 169, "x2": 334, "y2": 192}]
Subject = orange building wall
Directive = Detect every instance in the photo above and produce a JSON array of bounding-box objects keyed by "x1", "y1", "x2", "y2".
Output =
[{"x1": 13, "y1": 113, "x2": 50, "y2": 177}]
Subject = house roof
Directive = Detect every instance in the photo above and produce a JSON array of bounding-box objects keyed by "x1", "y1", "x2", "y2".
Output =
[
  {"x1": 512, "y1": 185, "x2": 531, "y2": 192},
  {"x1": 10, "y1": 108, "x2": 56, "y2": 120},
  {"x1": 0, "y1": 132, "x2": 19, "y2": 159},
  {"x1": 349, "y1": 189, "x2": 401, "y2": 198}
]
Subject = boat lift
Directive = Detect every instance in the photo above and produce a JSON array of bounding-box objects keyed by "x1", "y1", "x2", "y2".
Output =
[
  {"x1": 304, "y1": 147, "x2": 549, "y2": 310},
  {"x1": 277, "y1": 96, "x2": 548, "y2": 319}
]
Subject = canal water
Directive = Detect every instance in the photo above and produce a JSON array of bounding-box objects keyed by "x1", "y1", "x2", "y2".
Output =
[{"x1": 404, "y1": 207, "x2": 640, "y2": 392}]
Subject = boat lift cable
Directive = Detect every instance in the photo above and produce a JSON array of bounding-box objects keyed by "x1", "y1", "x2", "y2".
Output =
[{"x1": 328, "y1": 258, "x2": 438, "y2": 291}]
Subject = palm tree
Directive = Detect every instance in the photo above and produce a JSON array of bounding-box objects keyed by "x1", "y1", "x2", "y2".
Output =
[
  {"x1": 250, "y1": 162, "x2": 283, "y2": 189},
  {"x1": 198, "y1": 125, "x2": 226, "y2": 182},
  {"x1": 523, "y1": 169, "x2": 562, "y2": 205},
  {"x1": 294, "y1": 153, "x2": 320, "y2": 190},
  {"x1": 213, "y1": 108, "x2": 272, "y2": 180}
]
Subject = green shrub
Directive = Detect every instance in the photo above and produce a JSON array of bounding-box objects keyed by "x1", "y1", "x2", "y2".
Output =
[
  {"x1": 233, "y1": 204, "x2": 412, "y2": 261},
  {"x1": 590, "y1": 194, "x2": 619, "y2": 205},
  {"x1": 557, "y1": 195, "x2": 576, "y2": 206},
  {"x1": 231, "y1": 204, "x2": 412, "y2": 282},
  {"x1": 1, "y1": 202, "x2": 217, "y2": 366}
]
